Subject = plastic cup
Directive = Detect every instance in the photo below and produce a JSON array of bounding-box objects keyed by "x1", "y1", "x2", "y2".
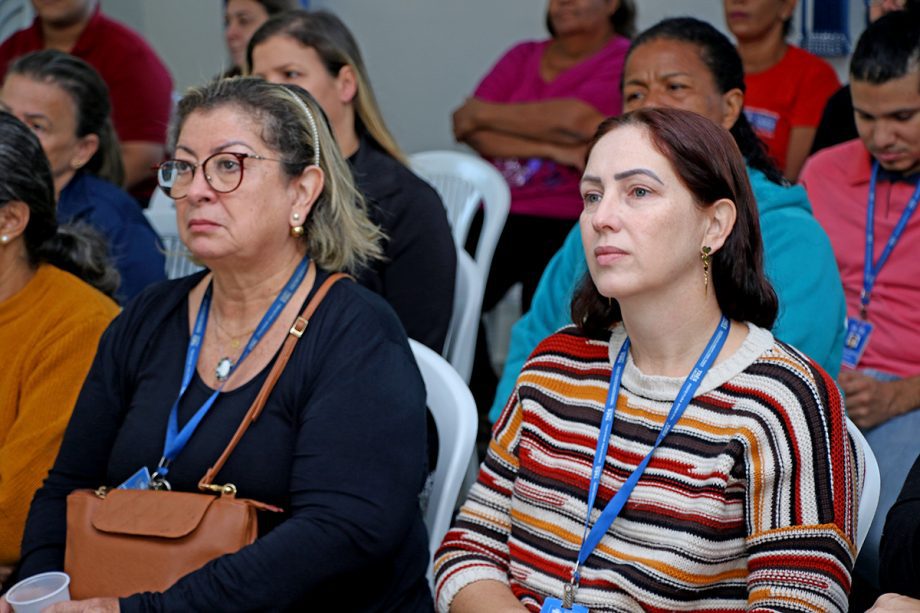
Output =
[{"x1": 5, "y1": 571, "x2": 70, "y2": 613}]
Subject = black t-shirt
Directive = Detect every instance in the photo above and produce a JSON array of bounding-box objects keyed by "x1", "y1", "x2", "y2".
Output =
[
  {"x1": 349, "y1": 136, "x2": 457, "y2": 354},
  {"x1": 18, "y1": 270, "x2": 434, "y2": 612}
]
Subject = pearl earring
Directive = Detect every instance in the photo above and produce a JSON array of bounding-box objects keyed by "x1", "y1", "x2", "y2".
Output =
[
  {"x1": 0, "y1": 234, "x2": 9, "y2": 244},
  {"x1": 292, "y1": 213, "x2": 301, "y2": 221}
]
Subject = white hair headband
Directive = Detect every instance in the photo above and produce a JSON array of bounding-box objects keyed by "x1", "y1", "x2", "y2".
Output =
[{"x1": 284, "y1": 89, "x2": 320, "y2": 167}]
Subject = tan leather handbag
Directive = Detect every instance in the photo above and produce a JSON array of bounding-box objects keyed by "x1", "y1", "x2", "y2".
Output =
[{"x1": 64, "y1": 270, "x2": 346, "y2": 600}]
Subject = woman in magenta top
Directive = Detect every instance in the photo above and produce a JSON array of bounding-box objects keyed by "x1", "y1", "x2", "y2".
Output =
[
  {"x1": 456, "y1": 0, "x2": 633, "y2": 405},
  {"x1": 454, "y1": 1, "x2": 631, "y2": 310}
]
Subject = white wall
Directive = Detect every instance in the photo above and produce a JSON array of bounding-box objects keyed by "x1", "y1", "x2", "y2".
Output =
[
  {"x1": 102, "y1": 0, "x2": 226, "y2": 95},
  {"x1": 97, "y1": 0, "x2": 868, "y2": 154}
]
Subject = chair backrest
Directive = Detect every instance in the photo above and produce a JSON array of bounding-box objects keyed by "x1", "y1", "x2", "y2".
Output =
[
  {"x1": 409, "y1": 339, "x2": 478, "y2": 583},
  {"x1": 409, "y1": 150, "x2": 510, "y2": 280},
  {"x1": 846, "y1": 417, "x2": 880, "y2": 552},
  {"x1": 443, "y1": 249, "x2": 484, "y2": 383},
  {"x1": 145, "y1": 189, "x2": 205, "y2": 279}
]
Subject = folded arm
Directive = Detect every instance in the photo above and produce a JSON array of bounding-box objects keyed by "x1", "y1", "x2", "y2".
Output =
[
  {"x1": 462, "y1": 129, "x2": 589, "y2": 171},
  {"x1": 454, "y1": 98, "x2": 605, "y2": 146}
]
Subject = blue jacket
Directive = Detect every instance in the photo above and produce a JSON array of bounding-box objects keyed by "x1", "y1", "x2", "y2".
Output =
[
  {"x1": 489, "y1": 166, "x2": 847, "y2": 422},
  {"x1": 58, "y1": 172, "x2": 165, "y2": 303}
]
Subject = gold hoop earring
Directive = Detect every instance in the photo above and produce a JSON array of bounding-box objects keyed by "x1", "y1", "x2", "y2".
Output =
[
  {"x1": 701, "y1": 246, "x2": 712, "y2": 293},
  {"x1": 290, "y1": 225, "x2": 304, "y2": 238}
]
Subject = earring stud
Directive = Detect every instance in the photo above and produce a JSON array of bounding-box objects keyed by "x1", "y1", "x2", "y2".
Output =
[{"x1": 0, "y1": 234, "x2": 9, "y2": 244}]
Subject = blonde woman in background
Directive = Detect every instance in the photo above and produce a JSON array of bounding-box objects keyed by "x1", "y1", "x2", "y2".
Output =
[{"x1": 249, "y1": 10, "x2": 456, "y2": 353}]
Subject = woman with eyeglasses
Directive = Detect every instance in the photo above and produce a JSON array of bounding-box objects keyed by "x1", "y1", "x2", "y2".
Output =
[
  {"x1": 7, "y1": 78, "x2": 434, "y2": 612},
  {"x1": 248, "y1": 9, "x2": 456, "y2": 354},
  {"x1": 0, "y1": 50, "x2": 165, "y2": 303},
  {"x1": 0, "y1": 111, "x2": 119, "y2": 591}
]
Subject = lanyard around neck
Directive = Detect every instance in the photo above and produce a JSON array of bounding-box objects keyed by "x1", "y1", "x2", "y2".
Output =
[
  {"x1": 862, "y1": 162, "x2": 920, "y2": 319},
  {"x1": 154, "y1": 255, "x2": 310, "y2": 480},
  {"x1": 568, "y1": 315, "x2": 730, "y2": 595}
]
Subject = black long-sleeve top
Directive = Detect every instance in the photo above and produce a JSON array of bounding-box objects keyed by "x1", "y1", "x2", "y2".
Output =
[
  {"x1": 880, "y1": 452, "x2": 920, "y2": 598},
  {"x1": 349, "y1": 135, "x2": 456, "y2": 353},
  {"x1": 17, "y1": 270, "x2": 434, "y2": 612}
]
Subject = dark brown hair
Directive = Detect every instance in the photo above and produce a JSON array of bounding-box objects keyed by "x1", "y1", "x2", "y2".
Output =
[{"x1": 572, "y1": 108, "x2": 778, "y2": 337}]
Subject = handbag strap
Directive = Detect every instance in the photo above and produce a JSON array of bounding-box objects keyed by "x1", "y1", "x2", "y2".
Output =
[{"x1": 198, "y1": 265, "x2": 349, "y2": 491}]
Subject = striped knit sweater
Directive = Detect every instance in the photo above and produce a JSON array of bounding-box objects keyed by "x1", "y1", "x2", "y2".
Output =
[{"x1": 435, "y1": 323, "x2": 861, "y2": 612}]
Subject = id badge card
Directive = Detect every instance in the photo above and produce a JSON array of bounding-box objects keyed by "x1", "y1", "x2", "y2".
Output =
[
  {"x1": 117, "y1": 466, "x2": 152, "y2": 490},
  {"x1": 540, "y1": 598, "x2": 588, "y2": 613},
  {"x1": 841, "y1": 317, "x2": 874, "y2": 369}
]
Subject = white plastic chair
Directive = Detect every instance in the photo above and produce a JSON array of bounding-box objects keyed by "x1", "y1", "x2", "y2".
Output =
[
  {"x1": 409, "y1": 339, "x2": 478, "y2": 585},
  {"x1": 145, "y1": 189, "x2": 204, "y2": 279},
  {"x1": 409, "y1": 150, "x2": 511, "y2": 281},
  {"x1": 847, "y1": 417, "x2": 880, "y2": 552},
  {"x1": 443, "y1": 249, "x2": 484, "y2": 383}
]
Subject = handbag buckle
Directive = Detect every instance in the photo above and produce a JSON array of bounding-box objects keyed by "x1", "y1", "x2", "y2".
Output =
[
  {"x1": 199, "y1": 483, "x2": 237, "y2": 496},
  {"x1": 289, "y1": 317, "x2": 308, "y2": 338}
]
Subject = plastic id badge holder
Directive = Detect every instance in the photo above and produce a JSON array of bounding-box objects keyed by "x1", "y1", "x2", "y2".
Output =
[
  {"x1": 841, "y1": 317, "x2": 873, "y2": 369},
  {"x1": 117, "y1": 466, "x2": 153, "y2": 490},
  {"x1": 541, "y1": 598, "x2": 588, "y2": 613}
]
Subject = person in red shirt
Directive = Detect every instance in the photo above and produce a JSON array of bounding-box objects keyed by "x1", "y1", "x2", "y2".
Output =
[
  {"x1": 724, "y1": 0, "x2": 839, "y2": 181},
  {"x1": 0, "y1": 0, "x2": 173, "y2": 200}
]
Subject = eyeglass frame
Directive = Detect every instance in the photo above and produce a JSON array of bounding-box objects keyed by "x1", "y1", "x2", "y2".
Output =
[{"x1": 155, "y1": 151, "x2": 287, "y2": 199}]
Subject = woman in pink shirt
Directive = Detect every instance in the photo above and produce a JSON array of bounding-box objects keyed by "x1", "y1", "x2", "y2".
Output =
[{"x1": 456, "y1": 0, "x2": 632, "y2": 404}]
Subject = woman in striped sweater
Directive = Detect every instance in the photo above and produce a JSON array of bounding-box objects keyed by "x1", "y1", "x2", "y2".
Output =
[{"x1": 434, "y1": 107, "x2": 861, "y2": 612}]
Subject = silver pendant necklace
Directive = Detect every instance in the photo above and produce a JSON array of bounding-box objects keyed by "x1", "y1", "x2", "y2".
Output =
[{"x1": 215, "y1": 357, "x2": 234, "y2": 382}]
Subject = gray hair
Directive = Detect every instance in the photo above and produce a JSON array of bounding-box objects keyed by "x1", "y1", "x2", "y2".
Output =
[{"x1": 170, "y1": 77, "x2": 384, "y2": 274}]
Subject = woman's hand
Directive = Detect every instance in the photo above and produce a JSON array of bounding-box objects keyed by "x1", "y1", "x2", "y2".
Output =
[
  {"x1": 0, "y1": 566, "x2": 13, "y2": 588},
  {"x1": 0, "y1": 595, "x2": 12, "y2": 613},
  {"x1": 45, "y1": 598, "x2": 119, "y2": 612},
  {"x1": 839, "y1": 372, "x2": 920, "y2": 429},
  {"x1": 868, "y1": 593, "x2": 920, "y2": 611}
]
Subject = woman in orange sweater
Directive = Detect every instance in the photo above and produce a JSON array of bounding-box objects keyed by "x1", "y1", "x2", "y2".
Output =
[{"x1": 0, "y1": 111, "x2": 119, "y2": 585}]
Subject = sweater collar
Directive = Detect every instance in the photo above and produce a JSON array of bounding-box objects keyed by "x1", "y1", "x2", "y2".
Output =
[{"x1": 607, "y1": 322, "x2": 774, "y2": 402}]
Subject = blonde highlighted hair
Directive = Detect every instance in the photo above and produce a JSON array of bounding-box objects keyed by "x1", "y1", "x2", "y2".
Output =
[
  {"x1": 170, "y1": 77, "x2": 384, "y2": 274},
  {"x1": 246, "y1": 9, "x2": 407, "y2": 165}
]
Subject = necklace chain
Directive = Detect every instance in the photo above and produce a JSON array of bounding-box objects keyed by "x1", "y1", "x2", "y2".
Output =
[
  {"x1": 212, "y1": 311, "x2": 259, "y2": 351},
  {"x1": 210, "y1": 310, "x2": 259, "y2": 382}
]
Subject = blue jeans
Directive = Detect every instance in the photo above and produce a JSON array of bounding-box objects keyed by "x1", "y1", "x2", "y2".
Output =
[{"x1": 854, "y1": 369, "x2": 920, "y2": 587}]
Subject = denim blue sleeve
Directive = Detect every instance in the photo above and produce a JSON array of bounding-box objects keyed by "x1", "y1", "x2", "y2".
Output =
[{"x1": 489, "y1": 223, "x2": 587, "y2": 422}]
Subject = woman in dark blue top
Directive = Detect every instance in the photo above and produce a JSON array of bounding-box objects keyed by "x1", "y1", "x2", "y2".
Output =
[{"x1": 1, "y1": 50, "x2": 164, "y2": 302}]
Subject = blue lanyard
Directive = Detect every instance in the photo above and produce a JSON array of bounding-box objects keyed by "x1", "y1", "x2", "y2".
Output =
[
  {"x1": 861, "y1": 162, "x2": 920, "y2": 319},
  {"x1": 154, "y1": 255, "x2": 310, "y2": 479},
  {"x1": 571, "y1": 315, "x2": 730, "y2": 589}
]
